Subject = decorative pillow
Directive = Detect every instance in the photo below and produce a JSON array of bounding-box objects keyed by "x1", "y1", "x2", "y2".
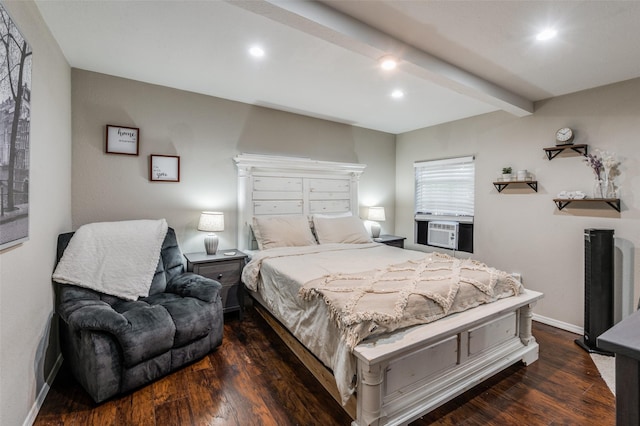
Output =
[
  {"x1": 313, "y1": 215, "x2": 372, "y2": 244},
  {"x1": 252, "y1": 215, "x2": 317, "y2": 250}
]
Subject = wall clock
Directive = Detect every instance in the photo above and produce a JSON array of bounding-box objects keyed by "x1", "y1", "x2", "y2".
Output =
[{"x1": 555, "y1": 127, "x2": 574, "y2": 145}]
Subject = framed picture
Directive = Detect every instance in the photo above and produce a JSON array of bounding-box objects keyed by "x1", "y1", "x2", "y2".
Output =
[
  {"x1": 106, "y1": 125, "x2": 139, "y2": 155},
  {"x1": 150, "y1": 155, "x2": 180, "y2": 182},
  {"x1": 0, "y1": 4, "x2": 32, "y2": 251}
]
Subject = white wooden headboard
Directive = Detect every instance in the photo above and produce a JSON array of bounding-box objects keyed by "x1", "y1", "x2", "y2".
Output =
[{"x1": 234, "y1": 154, "x2": 366, "y2": 251}]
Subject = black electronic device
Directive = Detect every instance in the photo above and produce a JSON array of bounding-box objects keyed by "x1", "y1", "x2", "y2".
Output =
[{"x1": 575, "y1": 229, "x2": 615, "y2": 355}]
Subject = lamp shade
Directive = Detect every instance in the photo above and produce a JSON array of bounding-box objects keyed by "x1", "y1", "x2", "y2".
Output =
[
  {"x1": 197, "y1": 211, "x2": 224, "y2": 232},
  {"x1": 367, "y1": 207, "x2": 386, "y2": 222}
]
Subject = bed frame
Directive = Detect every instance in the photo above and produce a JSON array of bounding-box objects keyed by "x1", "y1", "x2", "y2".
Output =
[
  {"x1": 234, "y1": 154, "x2": 543, "y2": 426},
  {"x1": 252, "y1": 289, "x2": 541, "y2": 425}
]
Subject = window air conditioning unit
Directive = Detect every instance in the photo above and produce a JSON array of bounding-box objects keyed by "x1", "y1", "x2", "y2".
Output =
[{"x1": 427, "y1": 221, "x2": 459, "y2": 249}]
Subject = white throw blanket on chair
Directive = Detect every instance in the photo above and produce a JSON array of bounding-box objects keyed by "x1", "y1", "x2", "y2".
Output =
[{"x1": 53, "y1": 219, "x2": 169, "y2": 300}]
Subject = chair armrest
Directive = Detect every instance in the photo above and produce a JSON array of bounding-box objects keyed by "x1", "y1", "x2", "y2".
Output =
[
  {"x1": 64, "y1": 303, "x2": 129, "y2": 334},
  {"x1": 57, "y1": 284, "x2": 128, "y2": 334},
  {"x1": 166, "y1": 272, "x2": 222, "y2": 303}
]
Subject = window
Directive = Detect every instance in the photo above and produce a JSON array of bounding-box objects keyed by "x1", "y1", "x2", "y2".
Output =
[
  {"x1": 414, "y1": 156, "x2": 475, "y2": 252},
  {"x1": 414, "y1": 156, "x2": 475, "y2": 218}
]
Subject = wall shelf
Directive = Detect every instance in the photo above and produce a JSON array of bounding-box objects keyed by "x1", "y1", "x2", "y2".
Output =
[
  {"x1": 553, "y1": 198, "x2": 620, "y2": 212},
  {"x1": 493, "y1": 180, "x2": 538, "y2": 193},
  {"x1": 543, "y1": 144, "x2": 588, "y2": 160}
]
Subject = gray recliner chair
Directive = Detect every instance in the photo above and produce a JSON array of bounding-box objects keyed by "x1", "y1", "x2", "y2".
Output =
[{"x1": 54, "y1": 227, "x2": 223, "y2": 403}]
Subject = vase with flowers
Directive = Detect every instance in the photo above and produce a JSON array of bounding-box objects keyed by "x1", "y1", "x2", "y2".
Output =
[
  {"x1": 585, "y1": 150, "x2": 618, "y2": 199},
  {"x1": 601, "y1": 151, "x2": 619, "y2": 198}
]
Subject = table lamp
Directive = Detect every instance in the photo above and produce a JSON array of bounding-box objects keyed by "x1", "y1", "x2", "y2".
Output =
[
  {"x1": 198, "y1": 211, "x2": 224, "y2": 255},
  {"x1": 367, "y1": 206, "x2": 385, "y2": 238}
]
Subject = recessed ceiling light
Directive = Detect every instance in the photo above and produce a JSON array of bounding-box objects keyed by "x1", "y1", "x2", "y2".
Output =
[
  {"x1": 391, "y1": 90, "x2": 404, "y2": 99},
  {"x1": 536, "y1": 28, "x2": 557, "y2": 41},
  {"x1": 249, "y1": 46, "x2": 265, "y2": 58},
  {"x1": 380, "y1": 56, "x2": 397, "y2": 71}
]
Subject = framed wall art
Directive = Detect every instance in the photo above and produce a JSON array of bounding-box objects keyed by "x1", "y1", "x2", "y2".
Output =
[
  {"x1": 0, "y1": 4, "x2": 32, "y2": 251},
  {"x1": 106, "y1": 124, "x2": 139, "y2": 155},
  {"x1": 150, "y1": 155, "x2": 180, "y2": 182}
]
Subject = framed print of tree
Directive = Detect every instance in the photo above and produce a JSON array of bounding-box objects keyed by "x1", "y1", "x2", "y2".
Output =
[{"x1": 0, "y1": 5, "x2": 32, "y2": 250}]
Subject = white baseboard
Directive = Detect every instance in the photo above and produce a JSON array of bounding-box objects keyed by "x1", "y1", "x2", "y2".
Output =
[
  {"x1": 23, "y1": 354, "x2": 63, "y2": 426},
  {"x1": 533, "y1": 313, "x2": 583, "y2": 336}
]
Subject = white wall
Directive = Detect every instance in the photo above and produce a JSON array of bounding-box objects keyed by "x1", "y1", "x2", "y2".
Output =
[
  {"x1": 0, "y1": 2, "x2": 71, "y2": 425},
  {"x1": 71, "y1": 70, "x2": 396, "y2": 254},
  {"x1": 396, "y1": 78, "x2": 640, "y2": 329}
]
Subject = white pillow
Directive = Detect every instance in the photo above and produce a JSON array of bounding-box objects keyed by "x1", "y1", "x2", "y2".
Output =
[
  {"x1": 252, "y1": 215, "x2": 317, "y2": 250},
  {"x1": 313, "y1": 215, "x2": 372, "y2": 244}
]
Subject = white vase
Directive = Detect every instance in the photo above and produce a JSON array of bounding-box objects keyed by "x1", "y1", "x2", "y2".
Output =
[{"x1": 501, "y1": 173, "x2": 511, "y2": 181}]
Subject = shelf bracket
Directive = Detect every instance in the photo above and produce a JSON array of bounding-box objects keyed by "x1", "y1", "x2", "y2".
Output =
[
  {"x1": 545, "y1": 150, "x2": 562, "y2": 161},
  {"x1": 526, "y1": 182, "x2": 538, "y2": 192},
  {"x1": 494, "y1": 183, "x2": 508, "y2": 193},
  {"x1": 570, "y1": 145, "x2": 588, "y2": 156},
  {"x1": 554, "y1": 200, "x2": 571, "y2": 210},
  {"x1": 606, "y1": 199, "x2": 621, "y2": 212}
]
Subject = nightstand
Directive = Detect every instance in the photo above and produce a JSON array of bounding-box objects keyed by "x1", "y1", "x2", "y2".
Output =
[
  {"x1": 374, "y1": 234, "x2": 406, "y2": 248},
  {"x1": 184, "y1": 250, "x2": 248, "y2": 319}
]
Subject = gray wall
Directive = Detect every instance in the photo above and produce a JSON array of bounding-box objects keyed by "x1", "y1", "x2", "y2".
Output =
[
  {"x1": 396, "y1": 78, "x2": 640, "y2": 329},
  {"x1": 6, "y1": 8, "x2": 639, "y2": 423},
  {"x1": 0, "y1": 2, "x2": 72, "y2": 425},
  {"x1": 71, "y1": 69, "x2": 397, "y2": 255}
]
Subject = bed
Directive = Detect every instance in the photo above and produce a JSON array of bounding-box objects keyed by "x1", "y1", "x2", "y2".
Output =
[{"x1": 234, "y1": 154, "x2": 543, "y2": 426}]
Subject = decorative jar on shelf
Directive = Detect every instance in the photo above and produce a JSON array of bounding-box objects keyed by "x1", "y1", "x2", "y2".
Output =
[
  {"x1": 603, "y1": 177, "x2": 615, "y2": 198},
  {"x1": 592, "y1": 178, "x2": 605, "y2": 199},
  {"x1": 593, "y1": 176, "x2": 616, "y2": 199}
]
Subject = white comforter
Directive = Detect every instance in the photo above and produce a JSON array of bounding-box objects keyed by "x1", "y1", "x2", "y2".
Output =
[{"x1": 242, "y1": 243, "x2": 427, "y2": 404}]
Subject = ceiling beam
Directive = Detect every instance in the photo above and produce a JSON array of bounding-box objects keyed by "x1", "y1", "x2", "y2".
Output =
[{"x1": 230, "y1": 0, "x2": 534, "y2": 117}]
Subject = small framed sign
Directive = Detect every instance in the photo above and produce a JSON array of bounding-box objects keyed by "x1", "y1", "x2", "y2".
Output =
[
  {"x1": 150, "y1": 155, "x2": 180, "y2": 182},
  {"x1": 106, "y1": 125, "x2": 139, "y2": 155}
]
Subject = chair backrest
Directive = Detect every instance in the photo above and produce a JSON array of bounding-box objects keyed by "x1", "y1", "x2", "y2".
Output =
[
  {"x1": 55, "y1": 227, "x2": 184, "y2": 297},
  {"x1": 149, "y1": 228, "x2": 184, "y2": 294}
]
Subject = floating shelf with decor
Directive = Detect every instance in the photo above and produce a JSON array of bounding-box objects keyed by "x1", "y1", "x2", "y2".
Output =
[
  {"x1": 543, "y1": 143, "x2": 588, "y2": 160},
  {"x1": 493, "y1": 180, "x2": 538, "y2": 193},
  {"x1": 553, "y1": 198, "x2": 621, "y2": 212}
]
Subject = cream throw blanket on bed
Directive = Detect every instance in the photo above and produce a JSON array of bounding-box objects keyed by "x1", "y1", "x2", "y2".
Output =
[
  {"x1": 52, "y1": 219, "x2": 168, "y2": 301},
  {"x1": 299, "y1": 252, "x2": 523, "y2": 351}
]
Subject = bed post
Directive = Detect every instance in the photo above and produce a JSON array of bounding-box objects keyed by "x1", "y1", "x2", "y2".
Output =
[
  {"x1": 355, "y1": 362, "x2": 385, "y2": 426},
  {"x1": 235, "y1": 160, "x2": 251, "y2": 251},
  {"x1": 519, "y1": 302, "x2": 538, "y2": 365},
  {"x1": 519, "y1": 302, "x2": 536, "y2": 345}
]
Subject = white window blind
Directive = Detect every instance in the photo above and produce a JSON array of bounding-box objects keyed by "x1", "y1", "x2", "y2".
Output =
[{"x1": 414, "y1": 156, "x2": 475, "y2": 217}]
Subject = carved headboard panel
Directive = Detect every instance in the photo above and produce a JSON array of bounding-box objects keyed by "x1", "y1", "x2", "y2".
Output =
[{"x1": 234, "y1": 154, "x2": 366, "y2": 251}]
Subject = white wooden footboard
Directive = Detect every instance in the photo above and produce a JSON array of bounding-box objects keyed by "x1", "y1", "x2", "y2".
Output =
[{"x1": 352, "y1": 289, "x2": 543, "y2": 426}]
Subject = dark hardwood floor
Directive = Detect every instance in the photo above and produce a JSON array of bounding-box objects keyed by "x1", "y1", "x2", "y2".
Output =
[{"x1": 35, "y1": 306, "x2": 615, "y2": 425}]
